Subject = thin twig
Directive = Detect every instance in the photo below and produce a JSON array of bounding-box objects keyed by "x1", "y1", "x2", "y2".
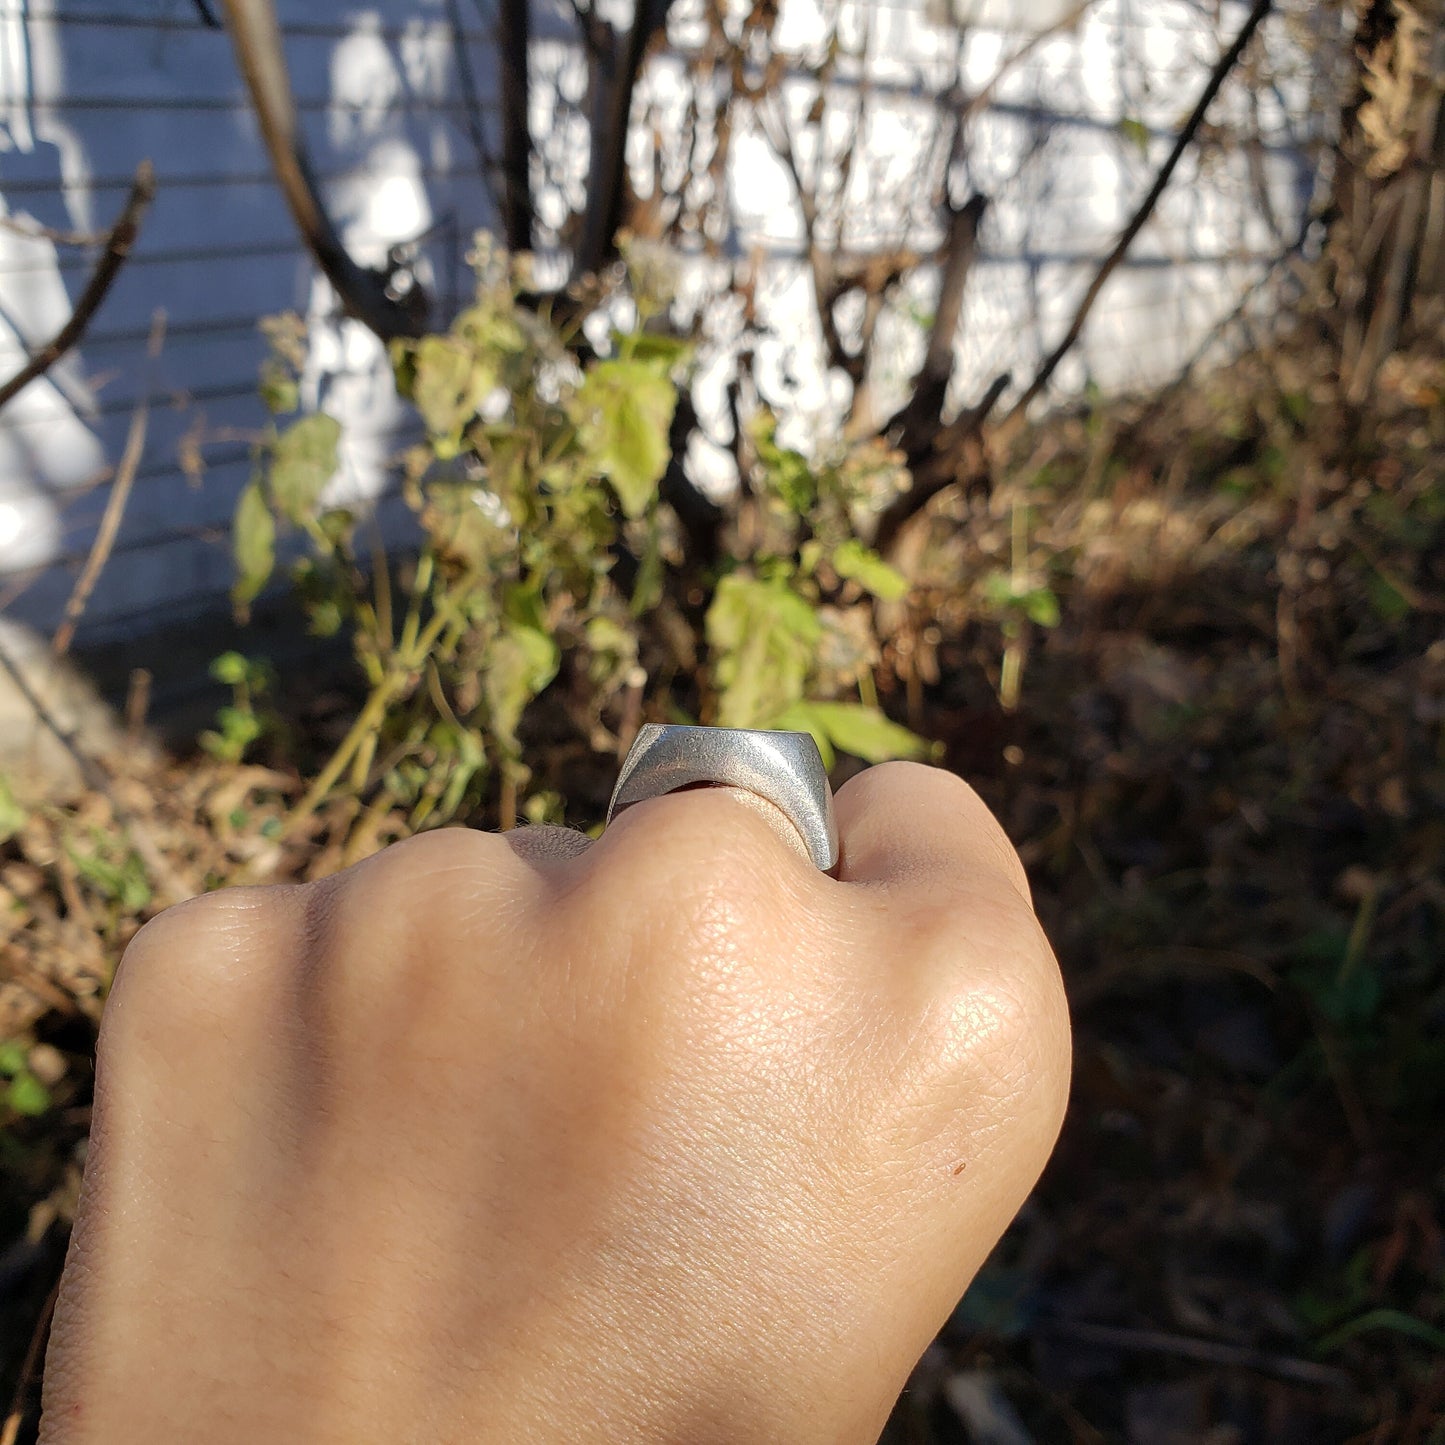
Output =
[
  {"x1": 0, "y1": 161, "x2": 156, "y2": 413},
  {"x1": 0, "y1": 214, "x2": 106, "y2": 247},
  {"x1": 1039, "y1": 1318, "x2": 1355, "y2": 1391},
  {"x1": 0, "y1": 1267, "x2": 62, "y2": 1445},
  {"x1": 53, "y1": 312, "x2": 168, "y2": 656},
  {"x1": 957, "y1": 0, "x2": 1098, "y2": 128},
  {"x1": 995, "y1": 0, "x2": 1275, "y2": 442}
]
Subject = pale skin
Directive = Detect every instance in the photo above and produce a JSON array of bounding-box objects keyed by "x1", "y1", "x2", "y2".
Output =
[{"x1": 39, "y1": 762, "x2": 1071, "y2": 1444}]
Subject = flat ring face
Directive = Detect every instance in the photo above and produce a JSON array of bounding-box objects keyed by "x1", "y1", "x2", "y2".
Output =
[{"x1": 607, "y1": 725, "x2": 839, "y2": 873}]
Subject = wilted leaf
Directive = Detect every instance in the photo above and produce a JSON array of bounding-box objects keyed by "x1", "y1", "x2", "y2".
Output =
[
  {"x1": 259, "y1": 358, "x2": 299, "y2": 416},
  {"x1": 231, "y1": 480, "x2": 276, "y2": 613},
  {"x1": 269, "y1": 413, "x2": 341, "y2": 526},
  {"x1": 832, "y1": 539, "x2": 910, "y2": 602},
  {"x1": 411, "y1": 334, "x2": 496, "y2": 456},
  {"x1": 573, "y1": 359, "x2": 678, "y2": 518},
  {"x1": 485, "y1": 623, "x2": 561, "y2": 747}
]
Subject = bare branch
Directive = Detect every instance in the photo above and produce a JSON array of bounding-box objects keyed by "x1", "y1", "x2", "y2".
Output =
[
  {"x1": 53, "y1": 312, "x2": 167, "y2": 657},
  {"x1": 957, "y1": 0, "x2": 1097, "y2": 128},
  {"x1": 995, "y1": 0, "x2": 1275, "y2": 441},
  {"x1": 886, "y1": 193, "x2": 987, "y2": 443},
  {"x1": 219, "y1": 0, "x2": 427, "y2": 341},
  {"x1": 0, "y1": 162, "x2": 155, "y2": 414},
  {"x1": 496, "y1": 0, "x2": 534, "y2": 253},
  {"x1": 758, "y1": 95, "x2": 851, "y2": 374},
  {"x1": 572, "y1": 0, "x2": 680, "y2": 283}
]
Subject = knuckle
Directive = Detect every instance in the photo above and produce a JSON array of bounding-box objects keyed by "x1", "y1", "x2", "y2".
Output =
[
  {"x1": 103, "y1": 885, "x2": 300, "y2": 1050},
  {"x1": 316, "y1": 827, "x2": 537, "y2": 1004},
  {"x1": 906, "y1": 892, "x2": 1068, "y2": 1080}
]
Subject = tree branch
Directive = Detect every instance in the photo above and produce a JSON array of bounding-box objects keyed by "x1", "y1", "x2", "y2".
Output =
[
  {"x1": 873, "y1": 370, "x2": 1010, "y2": 555},
  {"x1": 882, "y1": 192, "x2": 987, "y2": 449},
  {"x1": 496, "y1": 0, "x2": 534, "y2": 253},
  {"x1": 995, "y1": 0, "x2": 1274, "y2": 442},
  {"x1": 572, "y1": 0, "x2": 679, "y2": 283},
  {"x1": 0, "y1": 162, "x2": 155, "y2": 414},
  {"x1": 219, "y1": 0, "x2": 427, "y2": 341}
]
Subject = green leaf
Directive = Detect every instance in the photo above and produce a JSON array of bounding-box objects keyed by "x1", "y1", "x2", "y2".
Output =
[
  {"x1": 410, "y1": 334, "x2": 496, "y2": 456},
  {"x1": 573, "y1": 359, "x2": 677, "y2": 518},
  {"x1": 209, "y1": 651, "x2": 250, "y2": 686},
  {"x1": 68, "y1": 843, "x2": 152, "y2": 913},
  {"x1": 269, "y1": 413, "x2": 341, "y2": 526},
  {"x1": 0, "y1": 1041, "x2": 27, "y2": 1077},
  {"x1": 1317, "y1": 1308, "x2": 1445, "y2": 1355},
  {"x1": 1021, "y1": 587, "x2": 1061, "y2": 628},
  {"x1": 982, "y1": 572, "x2": 1061, "y2": 627},
  {"x1": 6, "y1": 1071, "x2": 50, "y2": 1117},
  {"x1": 612, "y1": 331, "x2": 691, "y2": 369},
  {"x1": 231, "y1": 480, "x2": 276, "y2": 613},
  {"x1": 1366, "y1": 574, "x2": 1410, "y2": 623},
  {"x1": 705, "y1": 573, "x2": 821, "y2": 728},
  {"x1": 749, "y1": 413, "x2": 815, "y2": 513},
  {"x1": 1118, "y1": 117, "x2": 1151, "y2": 156},
  {"x1": 774, "y1": 701, "x2": 931, "y2": 764},
  {"x1": 832, "y1": 540, "x2": 910, "y2": 602},
  {"x1": 0, "y1": 774, "x2": 26, "y2": 846}
]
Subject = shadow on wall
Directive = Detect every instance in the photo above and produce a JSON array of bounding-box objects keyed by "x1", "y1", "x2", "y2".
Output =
[{"x1": 0, "y1": 0, "x2": 477, "y2": 636}]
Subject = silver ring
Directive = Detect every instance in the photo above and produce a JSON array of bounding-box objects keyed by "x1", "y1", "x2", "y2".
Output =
[{"x1": 607, "y1": 724, "x2": 839, "y2": 873}]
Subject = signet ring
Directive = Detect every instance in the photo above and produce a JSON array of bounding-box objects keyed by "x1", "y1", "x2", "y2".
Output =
[{"x1": 606, "y1": 724, "x2": 839, "y2": 873}]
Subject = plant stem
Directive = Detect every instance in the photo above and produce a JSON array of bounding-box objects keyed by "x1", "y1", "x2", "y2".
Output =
[
  {"x1": 284, "y1": 606, "x2": 451, "y2": 838},
  {"x1": 284, "y1": 677, "x2": 402, "y2": 837}
]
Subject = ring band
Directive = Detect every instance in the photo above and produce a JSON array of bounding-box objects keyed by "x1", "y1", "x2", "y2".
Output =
[{"x1": 607, "y1": 725, "x2": 839, "y2": 873}]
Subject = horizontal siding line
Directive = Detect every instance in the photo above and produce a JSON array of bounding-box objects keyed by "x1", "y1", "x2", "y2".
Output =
[
  {"x1": 14, "y1": 89, "x2": 1313, "y2": 154},
  {"x1": 0, "y1": 237, "x2": 1297, "y2": 284},
  {"x1": 31, "y1": 486, "x2": 412, "y2": 605},
  {"x1": 23, "y1": 94, "x2": 501, "y2": 115},
  {"x1": 0, "y1": 237, "x2": 305, "y2": 277},
  {"x1": 0, "y1": 8, "x2": 495, "y2": 43},
  {"x1": 0, "y1": 162, "x2": 499, "y2": 197},
  {"x1": 5, "y1": 379, "x2": 262, "y2": 430}
]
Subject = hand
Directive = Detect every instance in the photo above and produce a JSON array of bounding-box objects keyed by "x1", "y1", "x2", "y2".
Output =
[{"x1": 40, "y1": 763, "x2": 1069, "y2": 1444}]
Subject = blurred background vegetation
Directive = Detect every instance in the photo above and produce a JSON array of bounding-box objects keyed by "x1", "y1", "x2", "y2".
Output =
[{"x1": 2, "y1": 1, "x2": 1444, "y2": 1441}]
